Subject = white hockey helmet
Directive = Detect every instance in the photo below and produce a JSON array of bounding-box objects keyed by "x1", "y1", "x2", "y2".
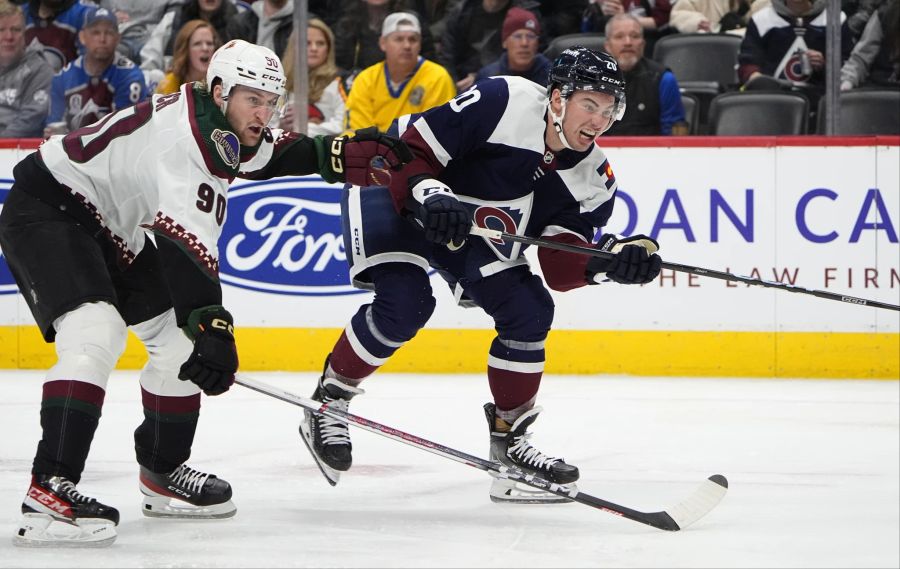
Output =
[{"x1": 206, "y1": 39, "x2": 287, "y2": 115}]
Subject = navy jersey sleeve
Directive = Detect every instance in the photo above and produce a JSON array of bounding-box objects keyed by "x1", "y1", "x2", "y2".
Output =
[{"x1": 387, "y1": 77, "x2": 512, "y2": 212}]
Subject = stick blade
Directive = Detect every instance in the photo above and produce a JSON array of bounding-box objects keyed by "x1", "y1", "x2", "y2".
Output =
[{"x1": 663, "y1": 475, "x2": 728, "y2": 531}]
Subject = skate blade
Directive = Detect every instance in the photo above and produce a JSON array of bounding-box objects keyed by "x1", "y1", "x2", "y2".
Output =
[
  {"x1": 299, "y1": 415, "x2": 342, "y2": 487},
  {"x1": 489, "y1": 479, "x2": 576, "y2": 504},
  {"x1": 13, "y1": 513, "x2": 117, "y2": 548},
  {"x1": 141, "y1": 495, "x2": 236, "y2": 519}
]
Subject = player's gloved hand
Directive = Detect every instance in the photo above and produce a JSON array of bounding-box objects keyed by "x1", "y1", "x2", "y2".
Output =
[
  {"x1": 405, "y1": 177, "x2": 472, "y2": 246},
  {"x1": 319, "y1": 126, "x2": 414, "y2": 186},
  {"x1": 587, "y1": 234, "x2": 662, "y2": 285},
  {"x1": 178, "y1": 305, "x2": 238, "y2": 396}
]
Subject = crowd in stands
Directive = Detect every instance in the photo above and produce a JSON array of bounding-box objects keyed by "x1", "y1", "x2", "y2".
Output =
[{"x1": 0, "y1": 0, "x2": 896, "y2": 139}]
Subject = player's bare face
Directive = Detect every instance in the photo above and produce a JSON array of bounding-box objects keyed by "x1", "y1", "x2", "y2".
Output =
[
  {"x1": 563, "y1": 91, "x2": 617, "y2": 150},
  {"x1": 223, "y1": 86, "x2": 280, "y2": 146},
  {"x1": 0, "y1": 14, "x2": 25, "y2": 68}
]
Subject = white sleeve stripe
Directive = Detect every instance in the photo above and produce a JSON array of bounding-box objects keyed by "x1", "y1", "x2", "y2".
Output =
[{"x1": 413, "y1": 117, "x2": 452, "y2": 167}]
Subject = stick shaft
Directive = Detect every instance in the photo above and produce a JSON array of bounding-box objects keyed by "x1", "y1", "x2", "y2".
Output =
[{"x1": 469, "y1": 226, "x2": 899, "y2": 311}]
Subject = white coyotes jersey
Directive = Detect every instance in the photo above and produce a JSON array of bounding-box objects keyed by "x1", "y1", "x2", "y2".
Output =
[{"x1": 38, "y1": 82, "x2": 279, "y2": 276}]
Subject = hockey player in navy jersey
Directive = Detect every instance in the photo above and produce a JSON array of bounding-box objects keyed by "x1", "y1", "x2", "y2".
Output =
[
  {"x1": 300, "y1": 46, "x2": 663, "y2": 502},
  {"x1": 0, "y1": 39, "x2": 411, "y2": 547}
]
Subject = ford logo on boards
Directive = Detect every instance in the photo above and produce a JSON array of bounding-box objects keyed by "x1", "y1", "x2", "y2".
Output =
[
  {"x1": 220, "y1": 177, "x2": 363, "y2": 296},
  {"x1": 0, "y1": 181, "x2": 17, "y2": 294}
]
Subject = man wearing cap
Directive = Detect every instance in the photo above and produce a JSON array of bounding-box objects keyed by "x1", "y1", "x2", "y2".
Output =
[
  {"x1": 475, "y1": 7, "x2": 550, "y2": 87},
  {"x1": 344, "y1": 11, "x2": 456, "y2": 133},
  {"x1": 43, "y1": 6, "x2": 148, "y2": 136}
]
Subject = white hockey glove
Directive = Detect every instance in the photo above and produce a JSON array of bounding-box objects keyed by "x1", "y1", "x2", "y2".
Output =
[{"x1": 587, "y1": 234, "x2": 662, "y2": 285}]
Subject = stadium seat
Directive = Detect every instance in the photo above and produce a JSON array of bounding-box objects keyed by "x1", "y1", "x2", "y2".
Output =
[
  {"x1": 817, "y1": 89, "x2": 900, "y2": 135},
  {"x1": 652, "y1": 33, "x2": 742, "y2": 93},
  {"x1": 544, "y1": 33, "x2": 606, "y2": 61},
  {"x1": 708, "y1": 92, "x2": 809, "y2": 135},
  {"x1": 681, "y1": 92, "x2": 699, "y2": 135}
]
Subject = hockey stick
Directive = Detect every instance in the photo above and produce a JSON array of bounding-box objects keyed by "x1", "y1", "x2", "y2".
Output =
[
  {"x1": 235, "y1": 374, "x2": 728, "y2": 531},
  {"x1": 469, "y1": 226, "x2": 900, "y2": 312}
]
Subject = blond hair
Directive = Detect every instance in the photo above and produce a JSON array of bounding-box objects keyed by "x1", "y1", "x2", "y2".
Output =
[
  {"x1": 282, "y1": 18, "x2": 339, "y2": 104},
  {"x1": 0, "y1": 0, "x2": 24, "y2": 20}
]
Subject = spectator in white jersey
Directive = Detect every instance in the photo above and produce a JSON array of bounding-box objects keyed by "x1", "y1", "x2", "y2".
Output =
[
  {"x1": 0, "y1": 39, "x2": 412, "y2": 548},
  {"x1": 0, "y1": 0, "x2": 53, "y2": 137}
]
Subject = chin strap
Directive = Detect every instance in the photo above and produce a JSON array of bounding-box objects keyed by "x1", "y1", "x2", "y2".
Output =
[{"x1": 547, "y1": 98, "x2": 575, "y2": 151}]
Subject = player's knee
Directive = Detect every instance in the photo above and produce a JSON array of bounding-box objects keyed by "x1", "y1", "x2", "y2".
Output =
[
  {"x1": 506, "y1": 276, "x2": 555, "y2": 340},
  {"x1": 131, "y1": 309, "x2": 192, "y2": 374},
  {"x1": 371, "y1": 263, "x2": 435, "y2": 340},
  {"x1": 53, "y1": 302, "x2": 128, "y2": 380}
]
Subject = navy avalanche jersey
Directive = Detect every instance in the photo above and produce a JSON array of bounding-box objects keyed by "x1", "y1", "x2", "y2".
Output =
[
  {"x1": 47, "y1": 55, "x2": 148, "y2": 132},
  {"x1": 390, "y1": 76, "x2": 618, "y2": 282},
  {"x1": 24, "y1": 1, "x2": 96, "y2": 72}
]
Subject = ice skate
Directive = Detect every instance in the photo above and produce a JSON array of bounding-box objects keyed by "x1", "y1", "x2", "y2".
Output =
[
  {"x1": 299, "y1": 375, "x2": 364, "y2": 486},
  {"x1": 485, "y1": 403, "x2": 579, "y2": 504},
  {"x1": 14, "y1": 474, "x2": 119, "y2": 548},
  {"x1": 139, "y1": 464, "x2": 236, "y2": 519}
]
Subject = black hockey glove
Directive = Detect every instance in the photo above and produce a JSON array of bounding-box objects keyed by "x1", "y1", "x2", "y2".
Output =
[
  {"x1": 319, "y1": 126, "x2": 413, "y2": 186},
  {"x1": 178, "y1": 305, "x2": 238, "y2": 396},
  {"x1": 587, "y1": 234, "x2": 662, "y2": 285},
  {"x1": 405, "y1": 177, "x2": 472, "y2": 246}
]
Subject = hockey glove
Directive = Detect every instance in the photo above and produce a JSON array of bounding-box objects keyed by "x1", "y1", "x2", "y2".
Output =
[
  {"x1": 178, "y1": 305, "x2": 238, "y2": 396},
  {"x1": 587, "y1": 234, "x2": 662, "y2": 285},
  {"x1": 319, "y1": 126, "x2": 413, "y2": 186},
  {"x1": 405, "y1": 177, "x2": 472, "y2": 246}
]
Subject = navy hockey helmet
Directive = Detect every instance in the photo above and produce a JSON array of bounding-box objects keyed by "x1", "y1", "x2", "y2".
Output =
[{"x1": 548, "y1": 46, "x2": 626, "y2": 121}]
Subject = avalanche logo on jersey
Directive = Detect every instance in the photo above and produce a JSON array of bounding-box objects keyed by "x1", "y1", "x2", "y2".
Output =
[
  {"x1": 466, "y1": 194, "x2": 533, "y2": 261},
  {"x1": 212, "y1": 129, "x2": 240, "y2": 169},
  {"x1": 219, "y1": 177, "x2": 364, "y2": 296},
  {"x1": 0, "y1": 181, "x2": 17, "y2": 294}
]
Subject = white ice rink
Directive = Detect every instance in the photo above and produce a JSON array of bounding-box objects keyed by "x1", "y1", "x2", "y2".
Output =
[{"x1": 0, "y1": 370, "x2": 897, "y2": 568}]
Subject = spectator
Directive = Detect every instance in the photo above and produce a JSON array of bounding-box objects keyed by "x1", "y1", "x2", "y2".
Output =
[
  {"x1": 475, "y1": 7, "x2": 550, "y2": 86},
  {"x1": 345, "y1": 11, "x2": 455, "y2": 132},
  {"x1": 280, "y1": 18, "x2": 346, "y2": 135},
  {"x1": 603, "y1": 13, "x2": 686, "y2": 135},
  {"x1": 582, "y1": 0, "x2": 673, "y2": 53},
  {"x1": 44, "y1": 6, "x2": 148, "y2": 136},
  {"x1": 333, "y1": 0, "x2": 435, "y2": 74},
  {"x1": 23, "y1": 0, "x2": 96, "y2": 72},
  {"x1": 140, "y1": 0, "x2": 238, "y2": 76},
  {"x1": 738, "y1": 0, "x2": 851, "y2": 93},
  {"x1": 843, "y1": 0, "x2": 886, "y2": 42},
  {"x1": 107, "y1": 1, "x2": 179, "y2": 65},
  {"x1": 440, "y1": 0, "x2": 541, "y2": 92},
  {"x1": 0, "y1": 0, "x2": 52, "y2": 137},
  {"x1": 226, "y1": 0, "x2": 293, "y2": 56},
  {"x1": 536, "y1": 0, "x2": 587, "y2": 37},
  {"x1": 840, "y1": 0, "x2": 898, "y2": 89},
  {"x1": 670, "y1": 0, "x2": 757, "y2": 33},
  {"x1": 155, "y1": 19, "x2": 219, "y2": 94}
]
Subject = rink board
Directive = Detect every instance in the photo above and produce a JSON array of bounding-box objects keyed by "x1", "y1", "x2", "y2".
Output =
[{"x1": 1, "y1": 137, "x2": 898, "y2": 378}]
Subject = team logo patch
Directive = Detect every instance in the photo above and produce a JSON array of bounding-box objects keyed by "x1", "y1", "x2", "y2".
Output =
[
  {"x1": 409, "y1": 86, "x2": 425, "y2": 106},
  {"x1": 211, "y1": 129, "x2": 240, "y2": 169}
]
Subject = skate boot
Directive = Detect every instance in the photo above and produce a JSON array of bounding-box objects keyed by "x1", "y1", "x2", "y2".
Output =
[
  {"x1": 14, "y1": 474, "x2": 119, "y2": 547},
  {"x1": 139, "y1": 464, "x2": 236, "y2": 519},
  {"x1": 299, "y1": 375, "x2": 364, "y2": 486},
  {"x1": 484, "y1": 403, "x2": 580, "y2": 504}
]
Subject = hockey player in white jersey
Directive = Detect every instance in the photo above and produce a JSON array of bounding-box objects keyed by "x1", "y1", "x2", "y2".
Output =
[{"x1": 0, "y1": 39, "x2": 411, "y2": 547}]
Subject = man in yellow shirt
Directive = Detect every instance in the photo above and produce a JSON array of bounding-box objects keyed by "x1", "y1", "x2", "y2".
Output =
[{"x1": 345, "y1": 11, "x2": 456, "y2": 132}]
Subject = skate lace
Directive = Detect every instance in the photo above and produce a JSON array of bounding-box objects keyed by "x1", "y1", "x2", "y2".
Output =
[
  {"x1": 57, "y1": 479, "x2": 96, "y2": 505},
  {"x1": 169, "y1": 465, "x2": 210, "y2": 494},
  {"x1": 508, "y1": 433, "x2": 561, "y2": 470},
  {"x1": 317, "y1": 396, "x2": 351, "y2": 446}
]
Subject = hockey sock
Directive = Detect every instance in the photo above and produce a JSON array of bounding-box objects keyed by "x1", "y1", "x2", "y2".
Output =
[
  {"x1": 134, "y1": 388, "x2": 200, "y2": 473},
  {"x1": 487, "y1": 336, "x2": 544, "y2": 424},
  {"x1": 33, "y1": 380, "x2": 106, "y2": 483}
]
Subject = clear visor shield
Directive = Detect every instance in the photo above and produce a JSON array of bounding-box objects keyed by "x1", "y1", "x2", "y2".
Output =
[{"x1": 222, "y1": 83, "x2": 286, "y2": 121}]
